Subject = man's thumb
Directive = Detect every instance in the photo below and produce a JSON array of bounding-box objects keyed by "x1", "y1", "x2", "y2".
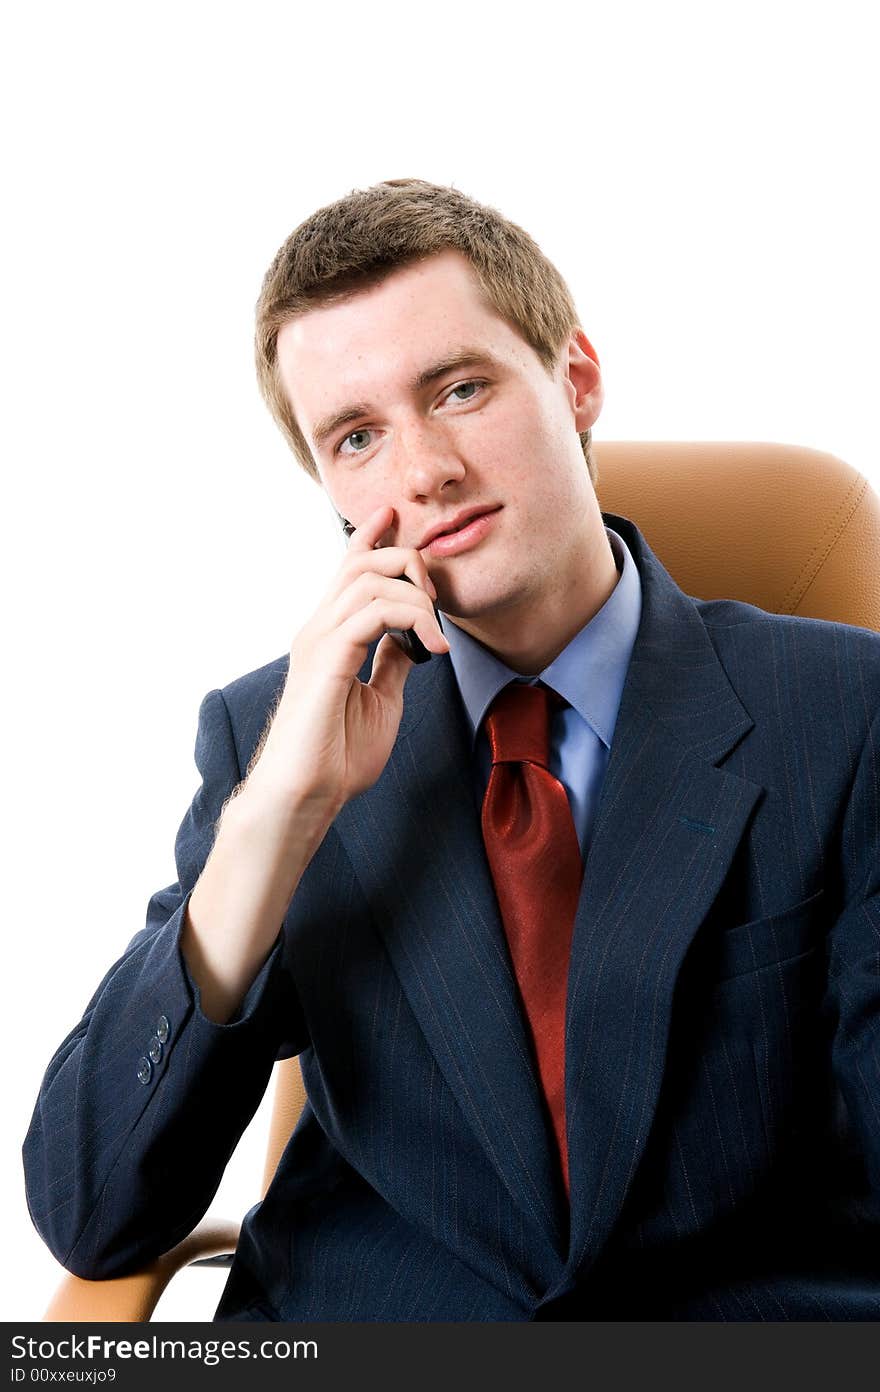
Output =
[{"x1": 368, "y1": 632, "x2": 414, "y2": 701}]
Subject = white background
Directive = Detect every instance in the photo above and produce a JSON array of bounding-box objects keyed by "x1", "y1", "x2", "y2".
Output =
[{"x1": 4, "y1": 0, "x2": 878, "y2": 1323}]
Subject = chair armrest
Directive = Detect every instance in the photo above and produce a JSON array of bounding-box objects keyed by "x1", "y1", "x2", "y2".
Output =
[{"x1": 43, "y1": 1219, "x2": 241, "y2": 1322}]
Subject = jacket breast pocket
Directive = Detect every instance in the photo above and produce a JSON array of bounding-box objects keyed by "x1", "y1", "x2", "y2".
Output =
[
  {"x1": 652, "y1": 885, "x2": 834, "y2": 1237},
  {"x1": 710, "y1": 886, "x2": 828, "y2": 983}
]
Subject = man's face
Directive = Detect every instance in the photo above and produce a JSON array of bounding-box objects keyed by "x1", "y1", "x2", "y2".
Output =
[{"x1": 275, "y1": 249, "x2": 603, "y2": 626}]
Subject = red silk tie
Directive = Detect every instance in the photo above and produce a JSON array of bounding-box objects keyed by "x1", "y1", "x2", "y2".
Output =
[{"x1": 480, "y1": 682, "x2": 583, "y2": 1198}]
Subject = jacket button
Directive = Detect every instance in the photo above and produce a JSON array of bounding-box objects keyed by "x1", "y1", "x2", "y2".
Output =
[
  {"x1": 156, "y1": 1014, "x2": 170, "y2": 1044},
  {"x1": 148, "y1": 1036, "x2": 163, "y2": 1065},
  {"x1": 137, "y1": 1056, "x2": 152, "y2": 1086}
]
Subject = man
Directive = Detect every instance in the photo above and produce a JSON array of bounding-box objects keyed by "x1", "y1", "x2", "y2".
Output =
[{"x1": 24, "y1": 179, "x2": 880, "y2": 1320}]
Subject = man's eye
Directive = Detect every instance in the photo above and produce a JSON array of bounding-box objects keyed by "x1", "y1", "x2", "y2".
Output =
[
  {"x1": 447, "y1": 380, "x2": 483, "y2": 403},
  {"x1": 335, "y1": 382, "x2": 483, "y2": 455},
  {"x1": 338, "y1": 428, "x2": 373, "y2": 456}
]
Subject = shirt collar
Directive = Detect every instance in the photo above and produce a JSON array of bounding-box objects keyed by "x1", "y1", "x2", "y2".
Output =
[{"x1": 439, "y1": 524, "x2": 642, "y2": 749}]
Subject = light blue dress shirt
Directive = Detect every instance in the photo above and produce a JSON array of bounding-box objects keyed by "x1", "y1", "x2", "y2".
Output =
[{"x1": 438, "y1": 526, "x2": 643, "y2": 859}]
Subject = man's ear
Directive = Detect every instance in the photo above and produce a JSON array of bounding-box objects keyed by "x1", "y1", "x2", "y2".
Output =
[{"x1": 564, "y1": 328, "x2": 604, "y2": 430}]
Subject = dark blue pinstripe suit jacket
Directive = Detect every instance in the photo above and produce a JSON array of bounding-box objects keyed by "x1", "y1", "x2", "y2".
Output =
[{"x1": 24, "y1": 512, "x2": 880, "y2": 1320}]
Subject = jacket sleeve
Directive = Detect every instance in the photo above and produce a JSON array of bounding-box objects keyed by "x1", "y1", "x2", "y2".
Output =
[
  {"x1": 22, "y1": 685, "x2": 309, "y2": 1279},
  {"x1": 827, "y1": 704, "x2": 880, "y2": 1201}
]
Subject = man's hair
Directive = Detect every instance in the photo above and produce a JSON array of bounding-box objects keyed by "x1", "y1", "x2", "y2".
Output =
[{"x1": 254, "y1": 178, "x2": 597, "y2": 486}]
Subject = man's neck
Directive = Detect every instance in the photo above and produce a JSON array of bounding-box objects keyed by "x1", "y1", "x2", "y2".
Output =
[{"x1": 445, "y1": 529, "x2": 621, "y2": 675}]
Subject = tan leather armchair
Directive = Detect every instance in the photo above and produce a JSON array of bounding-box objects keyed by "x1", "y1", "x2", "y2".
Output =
[
  {"x1": 42, "y1": 1058, "x2": 308, "y2": 1321},
  {"x1": 41, "y1": 441, "x2": 880, "y2": 1320}
]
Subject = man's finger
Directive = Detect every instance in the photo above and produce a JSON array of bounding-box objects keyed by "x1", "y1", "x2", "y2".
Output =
[
  {"x1": 345, "y1": 504, "x2": 395, "y2": 552},
  {"x1": 368, "y1": 631, "x2": 413, "y2": 700}
]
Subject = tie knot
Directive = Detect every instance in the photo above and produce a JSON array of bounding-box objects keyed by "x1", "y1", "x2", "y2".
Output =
[{"x1": 484, "y1": 682, "x2": 563, "y2": 769}]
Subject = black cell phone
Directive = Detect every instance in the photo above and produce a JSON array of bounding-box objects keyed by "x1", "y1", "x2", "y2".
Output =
[{"x1": 340, "y1": 515, "x2": 438, "y2": 664}]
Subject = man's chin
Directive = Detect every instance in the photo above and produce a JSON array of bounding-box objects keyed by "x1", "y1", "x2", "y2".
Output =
[{"x1": 438, "y1": 574, "x2": 525, "y2": 617}]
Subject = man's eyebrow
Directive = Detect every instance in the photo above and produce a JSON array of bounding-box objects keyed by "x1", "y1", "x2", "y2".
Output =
[{"x1": 311, "y1": 350, "x2": 501, "y2": 450}]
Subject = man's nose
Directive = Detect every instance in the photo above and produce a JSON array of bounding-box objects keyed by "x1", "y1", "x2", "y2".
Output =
[{"x1": 394, "y1": 419, "x2": 466, "y2": 498}]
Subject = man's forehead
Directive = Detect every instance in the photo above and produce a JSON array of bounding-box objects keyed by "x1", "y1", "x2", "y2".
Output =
[
  {"x1": 279, "y1": 255, "x2": 503, "y2": 361},
  {"x1": 277, "y1": 260, "x2": 537, "y2": 428}
]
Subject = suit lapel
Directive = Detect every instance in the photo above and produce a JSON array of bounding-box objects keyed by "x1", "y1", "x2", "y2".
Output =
[
  {"x1": 333, "y1": 653, "x2": 570, "y2": 1257},
  {"x1": 334, "y1": 512, "x2": 765, "y2": 1284},
  {"x1": 556, "y1": 513, "x2": 764, "y2": 1288}
]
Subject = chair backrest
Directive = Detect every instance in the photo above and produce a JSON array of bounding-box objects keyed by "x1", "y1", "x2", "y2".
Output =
[
  {"x1": 260, "y1": 439, "x2": 880, "y2": 1196},
  {"x1": 594, "y1": 441, "x2": 880, "y2": 629},
  {"x1": 262, "y1": 1056, "x2": 308, "y2": 1195}
]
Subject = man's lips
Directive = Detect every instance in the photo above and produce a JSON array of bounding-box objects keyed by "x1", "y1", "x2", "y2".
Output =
[
  {"x1": 420, "y1": 506, "x2": 502, "y2": 558},
  {"x1": 416, "y1": 505, "x2": 502, "y2": 550}
]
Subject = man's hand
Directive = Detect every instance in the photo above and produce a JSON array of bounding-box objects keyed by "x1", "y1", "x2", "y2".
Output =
[
  {"x1": 247, "y1": 502, "x2": 450, "y2": 817},
  {"x1": 182, "y1": 502, "x2": 449, "y2": 1023}
]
